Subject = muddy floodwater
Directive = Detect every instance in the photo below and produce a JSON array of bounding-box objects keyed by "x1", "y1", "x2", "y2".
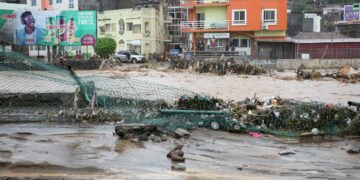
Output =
[{"x1": 0, "y1": 122, "x2": 359, "y2": 179}]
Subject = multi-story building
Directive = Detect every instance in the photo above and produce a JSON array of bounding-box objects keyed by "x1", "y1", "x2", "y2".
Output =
[
  {"x1": 44, "y1": 0, "x2": 78, "y2": 11},
  {"x1": 97, "y1": 3, "x2": 171, "y2": 56},
  {"x1": 180, "y1": 0, "x2": 287, "y2": 58},
  {"x1": 167, "y1": 4, "x2": 188, "y2": 51}
]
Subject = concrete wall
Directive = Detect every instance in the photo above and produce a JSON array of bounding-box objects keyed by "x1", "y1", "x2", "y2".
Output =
[
  {"x1": 196, "y1": 7, "x2": 227, "y2": 29},
  {"x1": 250, "y1": 59, "x2": 360, "y2": 70}
]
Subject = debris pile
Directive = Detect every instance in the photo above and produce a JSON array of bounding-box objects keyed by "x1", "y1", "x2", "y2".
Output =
[
  {"x1": 174, "y1": 128, "x2": 191, "y2": 138},
  {"x1": 115, "y1": 124, "x2": 166, "y2": 143},
  {"x1": 227, "y1": 97, "x2": 358, "y2": 135},
  {"x1": 325, "y1": 66, "x2": 360, "y2": 82},
  {"x1": 177, "y1": 95, "x2": 223, "y2": 110},
  {"x1": 58, "y1": 108, "x2": 120, "y2": 122},
  {"x1": 170, "y1": 59, "x2": 266, "y2": 75},
  {"x1": 343, "y1": 114, "x2": 360, "y2": 136},
  {"x1": 162, "y1": 95, "x2": 360, "y2": 136},
  {"x1": 297, "y1": 64, "x2": 360, "y2": 82},
  {"x1": 278, "y1": 149, "x2": 296, "y2": 156},
  {"x1": 168, "y1": 144, "x2": 186, "y2": 171},
  {"x1": 167, "y1": 144, "x2": 185, "y2": 162},
  {"x1": 296, "y1": 64, "x2": 321, "y2": 79},
  {"x1": 99, "y1": 57, "x2": 122, "y2": 70}
]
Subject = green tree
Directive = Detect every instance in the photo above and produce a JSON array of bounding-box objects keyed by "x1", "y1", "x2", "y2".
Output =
[
  {"x1": 94, "y1": 37, "x2": 116, "y2": 59},
  {"x1": 292, "y1": 1, "x2": 307, "y2": 13}
]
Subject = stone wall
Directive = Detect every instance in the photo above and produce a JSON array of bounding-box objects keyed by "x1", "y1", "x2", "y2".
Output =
[{"x1": 62, "y1": 59, "x2": 102, "y2": 70}]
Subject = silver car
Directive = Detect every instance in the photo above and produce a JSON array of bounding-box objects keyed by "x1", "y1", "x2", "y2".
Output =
[{"x1": 115, "y1": 50, "x2": 145, "y2": 63}]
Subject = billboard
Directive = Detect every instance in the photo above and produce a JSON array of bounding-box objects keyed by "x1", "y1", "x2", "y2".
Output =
[{"x1": 0, "y1": 10, "x2": 96, "y2": 46}]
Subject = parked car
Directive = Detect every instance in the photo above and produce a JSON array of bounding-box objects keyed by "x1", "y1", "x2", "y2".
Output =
[
  {"x1": 169, "y1": 48, "x2": 180, "y2": 58},
  {"x1": 115, "y1": 50, "x2": 145, "y2": 63}
]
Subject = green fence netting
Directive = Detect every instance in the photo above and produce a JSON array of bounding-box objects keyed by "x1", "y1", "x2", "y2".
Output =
[{"x1": 0, "y1": 49, "x2": 358, "y2": 136}]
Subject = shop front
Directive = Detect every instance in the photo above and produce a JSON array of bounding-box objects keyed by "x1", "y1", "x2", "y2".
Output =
[
  {"x1": 195, "y1": 33, "x2": 230, "y2": 51},
  {"x1": 193, "y1": 33, "x2": 252, "y2": 55}
]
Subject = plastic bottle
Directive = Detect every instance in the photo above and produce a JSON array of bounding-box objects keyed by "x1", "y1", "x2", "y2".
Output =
[
  {"x1": 46, "y1": 17, "x2": 55, "y2": 35},
  {"x1": 67, "y1": 18, "x2": 76, "y2": 43},
  {"x1": 45, "y1": 17, "x2": 55, "y2": 42},
  {"x1": 57, "y1": 16, "x2": 67, "y2": 42}
]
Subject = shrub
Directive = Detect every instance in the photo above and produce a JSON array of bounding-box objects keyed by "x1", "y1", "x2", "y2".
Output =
[{"x1": 93, "y1": 37, "x2": 116, "y2": 59}]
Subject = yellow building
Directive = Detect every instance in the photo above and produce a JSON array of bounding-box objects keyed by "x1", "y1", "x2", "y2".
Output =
[{"x1": 97, "y1": 5, "x2": 171, "y2": 57}]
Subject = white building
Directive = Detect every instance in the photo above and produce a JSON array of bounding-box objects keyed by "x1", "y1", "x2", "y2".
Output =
[
  {"x1": 304, "y1": 13, "x2": 322, "y2": 33},
  {"x1": 27, "y1": 0, "x2": 78, "y2": 11}
]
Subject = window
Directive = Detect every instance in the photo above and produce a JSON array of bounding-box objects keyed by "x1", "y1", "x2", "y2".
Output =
[
  {"x1": 262, "y1": 9, "x2": 277, "y2": 24},
  {"x1": 104, "y1": 24, "x2": 110, "y2": 32},
  {"x1": 49, "y1": 0, "x2": 53, "y2": 5},
  {"x1": 126, "y1": 22, "x2": 133, "y2": 31},
  {"x1": 56, "y1": 0, "x2": 62, "y2": 3},
  {"x1": 119, "y1": 40, "x2": 125, "y2": 48},
  {"x1": 99, "y1": 24, "x2": 111, "y2": 35},
  {"x1": 118, "y1": 19, "x2": 125, "y2": 35},
  {"x1": 69, "y1": 0, "x2": 74, "y2": 8},
  {"x1": 133, "y1": 24, "x2": 141, "y2": 33},
  {"x1": 196, "y1": 13, "x2": 205, "y2": 29},
  {"x1": 232, "y1": 10, "x2": 246, "y2": 25},
  {"x1": 216, "y1": 40, "x2": 224, "y2": 47},
  {"x1": 119, "y1": 23, "x2": 125, "y2": 31},
  {"x1": 232, "y1": 38, "x2": 249, "y2": 48},
  {"x1": 240, "y1": 39, "x2": 249, "y2": 47},
  {"x1": 111, "y1": 23, "x2": 116, "y2": 32},
  {"x1": 31, "y1": 0, "x2": 36, "y2": 6}
]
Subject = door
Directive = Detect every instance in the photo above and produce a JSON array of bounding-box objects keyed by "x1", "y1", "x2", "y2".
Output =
[
  {"x1": 117, "y1": 51, "x2": 126, "y2": 61},
  {"x1": 125, "y1": 52, "x2": 131, "y2": 62},
  {"x1": 196, "y1": 13, "x2": 205, "y2": 29}
]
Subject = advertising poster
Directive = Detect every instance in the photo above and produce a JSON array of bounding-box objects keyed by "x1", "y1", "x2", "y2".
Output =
[{"x1": 0, "y1": 10, "x2": 96, "y2": 46}]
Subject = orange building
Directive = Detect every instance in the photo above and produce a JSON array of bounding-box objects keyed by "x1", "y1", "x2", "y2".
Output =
[
  {"x1": 180, "y1": 0, "x2": 287, "y2": 58},
  {"x1": 41, "y1": 0, "x2": 53, "y2": 10}
]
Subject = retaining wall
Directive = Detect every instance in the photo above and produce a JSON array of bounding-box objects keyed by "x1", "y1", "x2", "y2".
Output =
[{"x1": 250, "y1": 59, "x2": 360, "y2": 70}]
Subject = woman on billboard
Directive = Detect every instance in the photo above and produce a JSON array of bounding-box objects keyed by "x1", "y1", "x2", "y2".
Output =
[{"x1": 16, "y1": 11, "x2": 44, "y2": 45}]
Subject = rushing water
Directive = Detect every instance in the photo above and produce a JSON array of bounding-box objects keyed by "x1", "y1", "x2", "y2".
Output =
[{"x1": 0, "y1": 122, "x2": 359, "y2": 179}]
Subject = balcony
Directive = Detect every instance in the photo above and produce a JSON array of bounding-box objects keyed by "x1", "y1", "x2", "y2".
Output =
[
  {"x1": 181, "y1": 20, "x2": 229, "y2": 32},
  {"x1": 180, "y1": 0, "x2": 229, "y2": 7}
]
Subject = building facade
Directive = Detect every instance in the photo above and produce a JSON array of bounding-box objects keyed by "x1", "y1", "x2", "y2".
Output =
[
  {"x1": 167, "y1": 4, "x2": 188, "y2": 51},
  {"x1": 180, "y1": 0, "x2": 287, "y2": 58},
  {"x1": 293, "y1": 32, "x2": 360, "y2": 59},
  {"x1": 97, "y1": 5, "x2": 170, "y2": 56}
]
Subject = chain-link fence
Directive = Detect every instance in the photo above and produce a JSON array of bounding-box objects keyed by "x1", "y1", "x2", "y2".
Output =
[{"x1": 1, "y1": 49, "x2": 359, "y2": 136}]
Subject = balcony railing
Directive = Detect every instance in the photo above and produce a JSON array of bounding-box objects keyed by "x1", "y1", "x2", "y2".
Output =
[
  {"x1": 181, "y1": 20, "x2": 229, "y2": 31},
  {"x1": 180, "y1": 0, "x2": 229, "y2": 6}
]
